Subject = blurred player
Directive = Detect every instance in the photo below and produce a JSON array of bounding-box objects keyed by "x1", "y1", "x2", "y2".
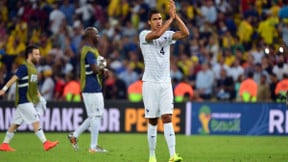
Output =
[
  {"x1": 139, "y1": 0, "x2": 189, "y2": 161},
  {"x1": 0, "y1": 45, "x2": 59, "y2": 152},
  {"x1": 68, "y1": 27, "x2": 108, "y2": 153}
]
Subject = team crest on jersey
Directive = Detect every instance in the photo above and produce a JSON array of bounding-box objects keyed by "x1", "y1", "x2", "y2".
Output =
[{"x1": 30, "y1": 74, "x2": 38, "y2": 82}]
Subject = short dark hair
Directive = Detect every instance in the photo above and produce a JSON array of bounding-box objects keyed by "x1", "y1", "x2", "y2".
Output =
[
  {"x1": 25, "y1": 45, "x2": 39, "y2": 59},
  {"x1": 83, "y1": 27, "x2": 98, "y2": 40},
  {"x1": 247, "y1": 71, "x2": 254, "y2": 78},
  {"x1": 147, "y1": 8, "x2": 160, "y2": 21}
]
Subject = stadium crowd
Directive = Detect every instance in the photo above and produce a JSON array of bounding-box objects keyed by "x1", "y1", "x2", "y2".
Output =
[{"x1": 0, "y1": 0, "x2": 288, "y2": 102}]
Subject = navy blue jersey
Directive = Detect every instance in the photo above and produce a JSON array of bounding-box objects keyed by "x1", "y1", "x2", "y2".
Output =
[
  {"x1": 82, "y1": 51, "x2": 102, "y2": 93},
  {"x1": 16, "y1": 65, "x2": 29, "y2": 104},
  {"x1": 15, "y1": 64, "x2": 40, "y2": 104}
]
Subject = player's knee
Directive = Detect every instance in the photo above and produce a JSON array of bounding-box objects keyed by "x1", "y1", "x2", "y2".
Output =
[
  {"x1": 161, "y1": 114, "x2": 172, "y2": 123},
  {"x1": 8, "y1": 124, "x2": 20, "y2": 132},
  {"x1": 90, "y1": 115, "x2": 101, "y2": 123},
  {"x1": 89, "y1": 116, "x2": 95, "y2": 121},
  {"x1": 148, "y1": 118, "x2": 158, "y2": 125}
]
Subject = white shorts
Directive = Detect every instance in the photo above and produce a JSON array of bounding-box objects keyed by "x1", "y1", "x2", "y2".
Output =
[
  {"x1": 142, "y1": 81, "x2": 174, "y2": 118},
  {"x1": 12, "y1": 103, "x2": 40, "y2": 125},
  {"x1": 82, "y1": 92, "x2": 104, "y2": 117}
]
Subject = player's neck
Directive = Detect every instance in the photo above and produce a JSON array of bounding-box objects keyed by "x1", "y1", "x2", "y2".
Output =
[
  {"x1": 86, "y1": 41, "x2": 97, "y2": 48},
  {"x1": 26, "y1": 59, "x2": 35, "y2": 66}
]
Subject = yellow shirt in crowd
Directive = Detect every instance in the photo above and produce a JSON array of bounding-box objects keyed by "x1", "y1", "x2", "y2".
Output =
[
  {"x1": 257, "y1": 17, "x2": 279, "y2": 45},
  {"x1": 237, "y1": 20, "x2": 253, "y2": 43}
]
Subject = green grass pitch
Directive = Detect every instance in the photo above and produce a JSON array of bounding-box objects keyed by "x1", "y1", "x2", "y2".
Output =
[{"x1": 0, "y1": 133, "x2": 287, "y2": 162}]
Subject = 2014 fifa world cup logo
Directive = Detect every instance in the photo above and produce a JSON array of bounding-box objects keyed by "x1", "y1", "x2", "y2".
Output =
[{"x1": 198, "y1": 106, "x2": 211, "y2": 134}]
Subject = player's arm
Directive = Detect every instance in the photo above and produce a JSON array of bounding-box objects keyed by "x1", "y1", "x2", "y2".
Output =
[
  {"x1": 91, "y1": 65, "x2": 109, "y2": 81},
  {"x1": 0, "y1": 75, "x2": 18, "y2": 96},
  {"x1": 88, "y1": 53, "x2": 107, "y2": 74},
  {"x1": 145, "y1": 0, "x2": 176, "y2": 41},
  {"x1": 172, "y1": 14, "x2": 190, "y2": 40},
  {"x1": 90, "y1": 64, "x2": 102, "y2": 74},
  {"x1": 145, "y1": 18, "x2": 174, "y2": 41},
  {"x1": 38, "y1": 90, "x2": 42, "y2": 97}
]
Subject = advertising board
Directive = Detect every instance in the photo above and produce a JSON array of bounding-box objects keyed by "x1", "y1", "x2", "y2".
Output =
[
  {"x1": 190, "y1": 102, "x2": 287, "y2": 135},
  {"x1": 0, "y1": 101, "x2": 187, "y2": 133}
]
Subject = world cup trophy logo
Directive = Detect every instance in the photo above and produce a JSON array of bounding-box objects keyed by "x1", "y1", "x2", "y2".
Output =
[{"x1": 198, "y1": 106, "x2": 211, "y2": 134}]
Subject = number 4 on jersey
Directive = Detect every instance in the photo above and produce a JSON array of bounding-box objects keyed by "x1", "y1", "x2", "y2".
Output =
[{"x1": 160, "y1": 47, "x2": 165, "y2": 55}]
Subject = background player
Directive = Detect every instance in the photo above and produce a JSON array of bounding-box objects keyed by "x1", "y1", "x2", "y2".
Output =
[
  {"x1": 68, "y1": 27, "x2": 108, "y2": 153},
  {"x1": 0, "y1": 45, "x2": 59, "y2": 152}
]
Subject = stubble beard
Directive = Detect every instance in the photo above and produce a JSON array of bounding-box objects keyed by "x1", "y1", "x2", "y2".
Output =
[{"x1": 31, "y1": 56, "x2": 39, "y2": 65}]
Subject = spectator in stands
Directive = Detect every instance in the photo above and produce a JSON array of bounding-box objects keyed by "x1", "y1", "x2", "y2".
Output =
[
  {"x1": 257, "y1": 74, "x2": 271, "y2": 102},
  {"x1": 75, "y1": 0, "x2": 94, "y2": 28},
  {"x1": 215, "y1": 68, "x2": 235, "y2": 101},
  {"x1": 39, "y1": 32, "x2": 52, "y2": 57},
  {"x1": 91, "y1": 0, "x2": 107, "y2": 27},
  {"x1": 40, "y1": 68, "x2": 55, "y2": 101},
  {"x1": 239, "y1": 71, "x2": 258, "y2": 102},
  {"x1": 253, "y1": 63, "x2": 270, "y2": 85},
  {"x1": 71, "y1": 20, "x2": 83, "y2": 68},
  {"x1": 243, "y1": 54, "x2": 255, "y2": 77},
  {"x1": 212, "y1": 56, "x2": 230, "y2": 80},
  {"x1": 104, "y1": 70, "x2": 127, "y2": 99},
  {"x1": 6, "y1": 63, "x2": 17, "y2": 101},
  {"x1": 272, "y1": 54, "x2": 288, "y2": 80},
  {"x1": 275, "y1": 74, "x2": 288, "y2": 102},
  {"x1": 122, "y1": 21, "x2": 138, "y2": 40},
  {"x1": 237, "y1": 15, "x2": 253, "y2": 50},
  {"x1": 177, "y1": 53, "x2": 193, "y2": 77},
  {"x1": 278, "y1": 19, "x2": 288, "y2": 46},
  {"x1": 200, "y1": 0, "x2": 217, "y2": 24},
  {"x1": 170, "y1": 60, "x2": 183, "y2": 82},
  {"x1": 269, "y1": 73, "x2": 279, "y2": 102},
  {"x1": 5, "y1": 30, "x2": 26, "y2": 59},
  {"x1": 278, "y1": 1, "x2": 288, "y2": 20},
  {"x1": 49, "y1": 1, "x2": 65, "y2": 35},
  {"x1": 118, "y1": 62, "x2": 139, "y2": 88},
  {"x1": 62, "y1": 73, "x2": 81, "y2": 102},
  {"x1": 250, "y1": 43, "x2": 264, "y2": 64},
  {"x1": 53, "y1": 73, "x2": 65, "y2": 101},
  {"x1": 223, "y1": 47, "x2": 235, "y2": 67},
  {"x1": 128, "y1": 78, "x2": 143, "y2": 102},
  {"x1": 216, "y1": 0, "x2": 231, "y2": 14},
  {"x1": 229, "y1": 58, "x2": 244, "y2": 82},
  {"x1": 206, "y1": 34, "x2": 219, "y2": 65},
  {"x1": 109, "y1": 50, "x2": 126, "y2": 75},
  {"x1": 174, "y1": 78, "x2": 194, "y2": 102},
  {"x1": 196, "y1": 62, "x2": 214, "y2": 100},
  {"x1": 257, "y1": 11, "x2": 279, "y2": 45},
  {"x1": 60, "y1": 0, "x2": 75, "y2": 26},
  {"x1": 261, "y1": 55, "x2": 273, "y2": 74}
]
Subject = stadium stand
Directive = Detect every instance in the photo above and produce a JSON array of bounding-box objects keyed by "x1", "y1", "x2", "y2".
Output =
[{"x1": 0, "y1": 0, "x2": 287, "y2": 102}]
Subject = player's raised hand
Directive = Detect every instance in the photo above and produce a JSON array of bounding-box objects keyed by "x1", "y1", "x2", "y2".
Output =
[
  {"x1": 168, "y1": 0, "x2": 176, "y2": 19},
  {"x1": 170, "y1": 0, "x2": 176, "y2": 11}
]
